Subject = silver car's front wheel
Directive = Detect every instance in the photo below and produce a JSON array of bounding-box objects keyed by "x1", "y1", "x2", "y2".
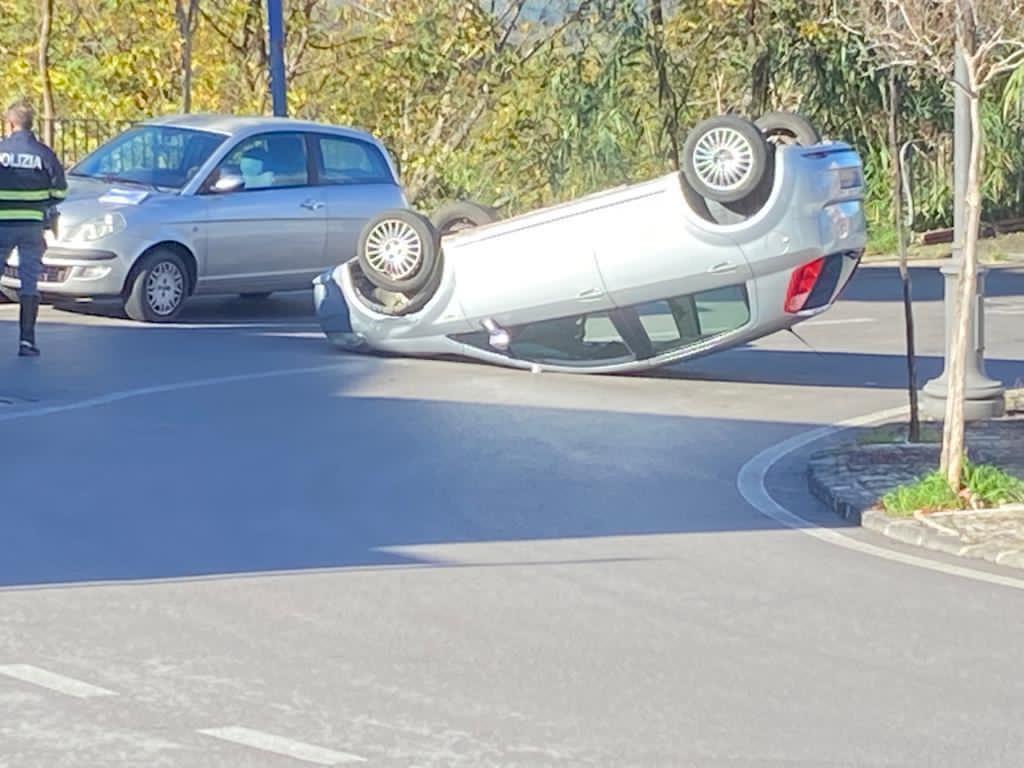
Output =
[
  {"x1": 124, "y1": 249, "x2": 189, "y2": 323},
  {"x1": 356, "y1": 209, "x2": 439, "y2": 294},
  {"x1": 145, "y1": 260, "x2": 185, "y2": 317},
  {"x1": 364, "y1": 219, "x2": 423, "y2": 281}
]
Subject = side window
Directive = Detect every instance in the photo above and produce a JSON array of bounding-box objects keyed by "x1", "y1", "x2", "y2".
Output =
[
  {"x1": 635, "y1": 284, "x2": 751, "y2": 355},
  {"x1": 455, "y1": 312, "x2": 634, "y2": 364},
  {"x1": 316, "y1": 135, "x2": 393, "y2": 185},
  {"x1": 213, "y1": 132, "x2": 309, "y2": 191}
]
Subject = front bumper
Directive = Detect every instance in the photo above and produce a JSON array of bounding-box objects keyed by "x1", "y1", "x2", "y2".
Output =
[{"x1": 1, "y1": 245, "x2": 127, "y2": 297}]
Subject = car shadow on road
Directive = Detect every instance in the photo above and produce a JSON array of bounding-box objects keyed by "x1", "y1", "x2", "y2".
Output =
[
  {"x1": 0, "y1": 317, "x2": 862, "y2": 588},
  {"x1": 655, "y1": 348, "x2": 1024, "y2": 391},
  {"x1": 1, "y1": 299, "x2": 1020, "y2": 589},
  {"x1": 46, "y1": 290, "x2": 317, "y2": 324}
]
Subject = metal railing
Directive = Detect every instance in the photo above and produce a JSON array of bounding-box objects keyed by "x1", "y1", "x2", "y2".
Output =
[{"x1": 1, "y1": 118, "x2": 135, "y2": 168}]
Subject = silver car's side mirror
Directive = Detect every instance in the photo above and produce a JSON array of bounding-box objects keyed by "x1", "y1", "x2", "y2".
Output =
[
  {"x1": 481, "y1": 318, "x2": 510, "y2": 352},
  {"x1": 211, "y1": 174, "x2": 245, "y2": 194}
]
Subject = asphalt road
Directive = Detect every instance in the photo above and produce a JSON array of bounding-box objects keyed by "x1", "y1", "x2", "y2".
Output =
[{"x1": 1, "y1": 265, "x2": 1023, "y2": 767}]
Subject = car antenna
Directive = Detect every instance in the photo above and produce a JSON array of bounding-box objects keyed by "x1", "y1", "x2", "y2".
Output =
[{"x1": 786, "y1": 327, "x2": 822, "y2": 355}]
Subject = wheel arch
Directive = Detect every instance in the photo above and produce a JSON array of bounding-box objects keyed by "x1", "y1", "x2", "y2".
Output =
[{"x1": 123, "y1": 241, "x2": 198, "y2": 297}]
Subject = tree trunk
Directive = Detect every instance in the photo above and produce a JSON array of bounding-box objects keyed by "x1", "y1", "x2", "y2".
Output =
[
  {"x1": 648, "y1": 0, "x2": 681, "y2": 169},
  {"x1": 940, "y1": 81, "x2": 984, "y2": 491},
  {"x1": 37, "y1": 0, "x2": 55, "y2": 146},
  {"x1": 176, "y1": 0, "x2": 200, "y2": 113},
  {"x1": 887, "y1": 72, "x2": 920, "y2": 442}
]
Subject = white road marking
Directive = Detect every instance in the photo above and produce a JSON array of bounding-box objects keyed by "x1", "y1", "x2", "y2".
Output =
[
  {"x1": 0, "y1": 664, "x2": 117, "y2": 698},
  {"x1": 737, "y1": 406, "x2": 1024, "y2": 591},
  {"x1": 0, "y1": 362, "x2": 355, "y2": 426},
  {"x1": 800, "y1": 317, "x2": 876, "y2": 327},
  {"x1": 199, "y1": 726, "x2": 365, "y2": 765}
]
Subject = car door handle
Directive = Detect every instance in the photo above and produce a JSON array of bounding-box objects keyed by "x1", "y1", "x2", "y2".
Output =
[
  {"x1": 708, "y1": 261, "x2": 737, "y2": 274},
  {"x1": 577, "y1": 288, "x2": 603, "y2": 300},
  {"x1": 300, "y1": 199, "x2": 325, "y2": 211}
]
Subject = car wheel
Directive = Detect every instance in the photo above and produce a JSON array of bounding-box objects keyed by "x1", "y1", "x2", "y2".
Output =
[
  {"x1": 755, "y1": 111, "x2": 821, "y2": 146},
  {"x1": 357, "y1": 209, "x2": 438, "y2": 294},
  {"x1": 239, "y1": 292, "x2": 272, "y2": 300},
  {"x1": 682, "y1": 115, "x2": 768, "y2": 204},
  {"x1": 124, "y1": 249, "x2": 189, "y2": 322},
  {"x1": 430, "y1": 200, "x2": 501, "y2": 238}
]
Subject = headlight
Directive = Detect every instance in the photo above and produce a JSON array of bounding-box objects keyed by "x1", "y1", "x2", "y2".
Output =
[{"x1": 68, "y1": 213, "x2": 126, "y2": 243}]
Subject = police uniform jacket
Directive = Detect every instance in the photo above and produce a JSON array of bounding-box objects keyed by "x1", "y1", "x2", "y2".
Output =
[{"x1": 0, "y1": 129, "x2": 67, "y2": 226}]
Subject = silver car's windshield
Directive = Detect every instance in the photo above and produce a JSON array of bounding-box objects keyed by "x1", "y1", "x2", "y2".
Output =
[{"x1": 70, "y1": 125, "x2": 227, "y2": 192}]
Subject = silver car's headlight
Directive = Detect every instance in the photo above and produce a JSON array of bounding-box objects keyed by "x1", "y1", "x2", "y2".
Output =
[{"x1": 68, "y1": 212, "x2": 127, "y2": 243}]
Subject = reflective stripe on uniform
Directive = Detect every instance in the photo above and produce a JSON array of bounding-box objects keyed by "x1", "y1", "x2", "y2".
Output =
[
  {"x1": 0, "y1": 189, "x2": 51, "y2": 201},
  {"x1": 0, "y1": 210, "x2": 45, "y2": 221},
  {"x1": 50, "y1": 188, "x2": 67, "y2": 199}
]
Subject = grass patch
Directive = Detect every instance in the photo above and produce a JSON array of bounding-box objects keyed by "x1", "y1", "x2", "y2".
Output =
[
  {"x1": 862, "y1": 230, "x2": 1024, "y2": 263},
  {"x1": 882, "y1": 460, "x2": 1024, "y2": 516},
  {"x1": 865, "y1": 225, "x2": 899, "y2": 256}
]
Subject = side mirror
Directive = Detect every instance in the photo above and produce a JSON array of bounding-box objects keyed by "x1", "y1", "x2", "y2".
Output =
[
  {"x1": 481, "y1": 318, "x2": 510, "y2": 352},
  {"x1": 211, "y1": 173, "x2": 245, "y2": 194}
]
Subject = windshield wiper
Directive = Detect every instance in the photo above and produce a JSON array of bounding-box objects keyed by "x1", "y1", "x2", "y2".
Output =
[{"x1": 69, "y1": 172, "x2": 160, "y2": 191}]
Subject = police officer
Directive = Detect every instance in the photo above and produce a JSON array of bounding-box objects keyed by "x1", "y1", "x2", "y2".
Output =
[{"x1": 0, "y1": 100, "x2": 66, "y2": 357}]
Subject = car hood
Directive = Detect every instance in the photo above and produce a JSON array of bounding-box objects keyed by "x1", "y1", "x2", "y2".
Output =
[
  {"x1": 53, "y1": 177, "x2": 179, "y2": 237},
  {"x1": 64, "y1": 175, "x2": 177, "y2": 205}
]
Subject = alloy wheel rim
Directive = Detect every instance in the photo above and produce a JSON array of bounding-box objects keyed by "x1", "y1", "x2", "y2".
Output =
[
  {"x1": 692, "y1": 127, "x2": 756, "y2": 192},
  {"x1": 365, "y1": 220, "x2": 423, "y2": 280}
]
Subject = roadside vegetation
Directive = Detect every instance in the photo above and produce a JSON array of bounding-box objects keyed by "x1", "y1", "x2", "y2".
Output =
[
  {"x1": 882, "y1": 459, "x2": 1024, "y2": 516},
  {"x1": 1, "y1": 0, "x2": 1023, "y2": 247}
]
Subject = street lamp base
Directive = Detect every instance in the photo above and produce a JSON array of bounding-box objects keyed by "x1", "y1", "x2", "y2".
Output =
[
  {"x1": 920, "y1": 260, "x2": 1005, "y2": 421},
  {"x1": 921, "y1": 387, "x2": 1007, "y2": 423}
]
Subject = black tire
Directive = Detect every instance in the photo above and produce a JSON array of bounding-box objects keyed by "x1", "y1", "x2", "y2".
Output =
[
  {"x1": 124, "y1": 249, "x2": 189, "y2": 322},
  {"x1": 239, "y1": 292, "x2": 272, "y2": 300},
  {"x1": 430, "y1": 200, "x2": 501, "y2": 238},
  {"x1": 357, "y1": 209, "x2": 439, "y2": 294},
  {"x1": 755, "y1": 111, "x2": 821, "y2": 146},
  {"x1": 681, "y1": 115, "x2": 768, "y2": 204}
]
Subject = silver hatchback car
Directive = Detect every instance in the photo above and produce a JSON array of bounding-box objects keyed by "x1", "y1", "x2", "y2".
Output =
[
  {"x1": 1, "y1": 115, "x2": 408, "y2": 321},
  {"x1": 314, "y1": 113, "x2": 867, "y2": 374}
]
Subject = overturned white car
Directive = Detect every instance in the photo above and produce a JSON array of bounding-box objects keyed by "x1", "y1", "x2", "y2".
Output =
[{"x1": 314, "y1": 113, "x2": 866, "y2": 374}]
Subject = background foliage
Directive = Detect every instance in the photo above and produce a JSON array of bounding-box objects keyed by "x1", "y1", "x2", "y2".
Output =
[{"x1": 2, "y1": 0, "x2": 1022, "y2": 243}]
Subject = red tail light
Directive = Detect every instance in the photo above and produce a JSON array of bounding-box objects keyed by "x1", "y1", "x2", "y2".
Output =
[{"x1": 784, "y1": 257, "x2": 825, "y2": 313}]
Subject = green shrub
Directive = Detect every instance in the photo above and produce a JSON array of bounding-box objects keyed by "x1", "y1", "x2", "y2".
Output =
[{"x1": 881, "y1": 460, "x2": 1024, "y2": 516}]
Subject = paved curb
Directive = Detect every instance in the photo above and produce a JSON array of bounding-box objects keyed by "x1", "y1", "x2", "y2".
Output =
[
  {"x1": 859, "y1": 509, "x2": 1024, "y2": 569},
  {"x1": 808, "y1": 416, "x2": 1024, "y2": 571}
]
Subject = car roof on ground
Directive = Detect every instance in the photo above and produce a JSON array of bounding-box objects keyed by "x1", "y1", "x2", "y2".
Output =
[{"x1": 141, "y1": 113, "x2": 378, "y2": 142}]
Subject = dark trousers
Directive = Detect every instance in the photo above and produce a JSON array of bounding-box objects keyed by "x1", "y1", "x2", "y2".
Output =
[{"x1": 0, "y1": 223, "x2": 45, "y2": 297}]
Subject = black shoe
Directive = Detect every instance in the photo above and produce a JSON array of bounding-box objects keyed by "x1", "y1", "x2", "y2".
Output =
[{"x1": 19, "y1": 294, "x2": 40, "y2": 356}]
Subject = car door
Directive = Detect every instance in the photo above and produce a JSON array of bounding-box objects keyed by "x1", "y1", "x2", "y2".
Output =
[
  {"x1": 200, "y1": 131, "x2": 326, "y2": 293},
  {"x1": 449, "y1": 211, "x2": 614, "y2": 329},
  {"x1": 591, "y1": 180, "x2": 754, "y2": 309},
  {"x1": 314, "y1": 133, "x2": 408, "y2": 274}
]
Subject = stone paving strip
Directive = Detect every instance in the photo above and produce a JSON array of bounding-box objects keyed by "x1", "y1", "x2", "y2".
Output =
[{"x1": 808, "y1": 410, "x2": 1024, "y2": 570}]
